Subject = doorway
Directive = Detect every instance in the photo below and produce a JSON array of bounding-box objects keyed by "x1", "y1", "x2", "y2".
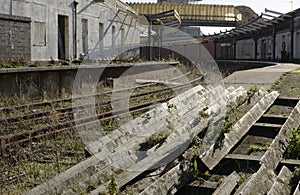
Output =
[
  {"x1": 58, "y1": 15, "x2": 69, "y2": 60},
  {"x1": 261, "y1": 40, "x2": 267, "y2": 60}
]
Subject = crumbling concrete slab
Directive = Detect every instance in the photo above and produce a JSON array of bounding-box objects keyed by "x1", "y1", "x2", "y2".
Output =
[
  {"x1": 106, "y1": 86, "x2": 249, "y2": 195},
  {"x1": 26, "y1": 84, "x2": 211, "y2": 194},
  {"x1": 201, "y1": 91, "x2": 279, "y2": 170},
  {"x1": 267, "y1": 166, "x2": 293, "y2": 195},
  {"x1": 293, "y1": 181, "x2": 300, "y2": 195},
  {"x1": 139, "y1": 164, "x2": 184, "y2": 195},
  {"x1": 90, "y1": 120, "x2": 211, "y2": 194},
  {"x1": 261, "y1": 100, "x2": 300, "y2": 170},
  {"x1": 212, "y1": 171, "x2": 240, "y2": 195},
  {"x1": 234, "y1": 165, "x2": 277, "y2": 195},
  {"x1": 234, "y1": 101, "x2": 300, "y2": 195},
  {"x1": 90, "y1": 86, "x2": 246, "y2": 194}
]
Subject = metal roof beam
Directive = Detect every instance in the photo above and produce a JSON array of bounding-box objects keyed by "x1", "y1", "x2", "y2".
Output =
[
  {"x1": 232, "y1": 29, "x2": 248, "y2": 34},
  {"x1": 262, "y1": 13, "x2": 285, "y2": 21},
  {"x1": 265, "y1": 8, "x2": 292, "y2": 18}
]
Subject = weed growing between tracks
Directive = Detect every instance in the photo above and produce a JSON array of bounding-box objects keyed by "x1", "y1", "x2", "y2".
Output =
[
  {"x1": 269, "y1": 68, "x2": 300, "y2": 156},
  {"x1": 0, "y1": 129, "x2": 85, "y2": 194},
  {"x1": 0, "y1": 62, "x2": 202, "y2": 193},
  {"x1": 285, "y1": 128, "x2": 300, "y2": 159},
  {"x1": 215, "y1": 86, "x2": 264, "y2": 146}
]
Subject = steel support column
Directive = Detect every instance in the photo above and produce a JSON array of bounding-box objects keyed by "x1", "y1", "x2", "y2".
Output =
[
  {"x1": 272, "y1": 27, "x2": 276, "y2": 61},
  {"x1": 233, "y1": 38, "x2": 236, "y2": 60},
  {"x1": 290, "y1": 17, "x2": 294, "y2": 61},
  {"x1": 254, "y1": 37, "x2": 258, "y2": 60},
  {"x1": 148, "y1": 20, "x2": 152, "y2": 61},
  {"x1": 214, "y1": 41, "x2": 217, "y2": 60}
]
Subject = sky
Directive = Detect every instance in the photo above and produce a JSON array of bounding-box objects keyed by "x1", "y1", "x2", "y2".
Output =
[{"x1": 123, "y1": 0, "x2": 300, "y2": 34}]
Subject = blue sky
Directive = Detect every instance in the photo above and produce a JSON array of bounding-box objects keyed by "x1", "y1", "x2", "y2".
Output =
[{"x1": 124, "y1": 0, "x2": 299, "y2": 34}]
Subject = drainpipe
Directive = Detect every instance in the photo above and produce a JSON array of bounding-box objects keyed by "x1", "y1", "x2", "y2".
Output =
[
  {"x1": 148, "y1": 19, "x2": 152, "y2": 61},
  {"x1": 73, "y1": 0, "x2": 79, "y2": 59},
  {"x1": 290, "y1": 16, "x2": 294, "y2": 61},
  {"x1": 10, "y1": 0, "x2": 12, "y2": 15},
  {"x1": 233, "y1": 38, "x2": 236, "y2": 60},
  {"x1": 214, "y1": 40, "x2": 217, "y2": 60},
  {"x1": 254, "y1": 37, "x2": 258, "y2": 61},
  {"x1": 272, "y1": 27, "x2": 276, "y2": 61}
]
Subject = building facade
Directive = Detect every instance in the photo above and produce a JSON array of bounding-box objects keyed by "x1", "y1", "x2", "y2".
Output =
[
  {"x1": 0, "y1": 0, "x2": 140, "y2": 62},
  {"x1": 211, "y1": 9, "x2": 300, "y2": 62}
]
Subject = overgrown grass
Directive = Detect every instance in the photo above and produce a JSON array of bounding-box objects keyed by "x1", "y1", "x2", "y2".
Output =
[
  {"x1": 269, "y1": 68, "x2": 300, "y2": 98},
  {"x1": 269, "y1": 68, "x2": 300, "y2": 160},
  {"x1": 285, "y1": 128, "x2": 300, "y2": 159}
]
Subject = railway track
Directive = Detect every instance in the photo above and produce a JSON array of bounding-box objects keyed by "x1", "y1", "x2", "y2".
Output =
[
  {"x1": 0, "y1": 72, "x2": 203, "y2": 194},
  {"x1": 6, "y1": 70, "x2": 300, "y2": 195},
  {"x1": 25, "y1": 86, "x2": 300, "y2": 195},
  {"x1": 24, "y1": 84, "x2": 253, "y2": 194},
  {"x1": 0, "y1": 77, "x2": 201, "y2": 148}
]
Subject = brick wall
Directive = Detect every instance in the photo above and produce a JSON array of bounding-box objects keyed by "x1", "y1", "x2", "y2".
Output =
[{"x1": 0, "y1": 14, "x2": 31, "y2": 61}]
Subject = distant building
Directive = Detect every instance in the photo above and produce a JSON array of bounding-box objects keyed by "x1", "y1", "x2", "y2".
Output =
[
  {"x1": 182, "y1": 26, "x2": 202, "y2": 37},
  {"x1": 0, "y1": 0, "x2": 140, "y2": 62}
]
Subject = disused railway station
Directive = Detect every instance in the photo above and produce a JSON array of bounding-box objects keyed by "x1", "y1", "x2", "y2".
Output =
[{"x1": 1, "y1": 0, "x2": 300, "y2": 195}]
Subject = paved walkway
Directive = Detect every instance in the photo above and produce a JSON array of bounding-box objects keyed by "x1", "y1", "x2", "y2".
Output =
[{"x1": 224, "y1": 63, "x2": 300, "y2": 90}]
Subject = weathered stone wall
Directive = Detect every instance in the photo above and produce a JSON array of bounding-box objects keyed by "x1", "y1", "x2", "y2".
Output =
[{"x1": 0, "y1": 14, "x2": 31, "y2": 61}]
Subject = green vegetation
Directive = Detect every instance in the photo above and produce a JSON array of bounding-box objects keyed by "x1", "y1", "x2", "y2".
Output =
[
  {"x1": 247, "y1": 142, "x2": 271, "y2": 155},
  {"x1": 140, "y1": 132, "x2": 170, "y2": 150},
  {"x1": 246, "y1": 85, "x2": 259, "y2": 104},
  {"x1": 268, "y1": 68, "x2": 300, "y2": 160},
  {"x1": 105, "y1": 176, "x2": 118, "y2": 195},
  {"x1": 269, "y1": 69, "x2": 300, "y2": 98},
  {"x1": 237, "y1": 175, "x2": 245, "y2": 186},
  {"x1": 290, "y1": 168, "x2": 300, "y2": 188},
  {"x1": 190, "y1": 158, "x2": 210, "y2": 179},
  {"x1": 0, "y1": 130, "x2": 85, "y2": 194},
  {"x1": 285, "y1": 128, "x2": 300, "y2": 159},
  {"x1": 167, "y1": 103, "x2": 175, "y2": 109},
  {"x1": 221, "y1": 116, "x2": 234, "y2": 134}
]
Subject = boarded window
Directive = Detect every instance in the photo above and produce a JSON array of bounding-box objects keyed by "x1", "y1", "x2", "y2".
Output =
[{"x1": 34, "y1": 21, "x2": 46, "y2": 46}]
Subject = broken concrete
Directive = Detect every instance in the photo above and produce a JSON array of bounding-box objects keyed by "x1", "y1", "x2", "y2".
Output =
[
  {"x1": 201, "y1": 91, "x2": 279, "y2": 170},
  {"x1": 234, "y1": 101, "x2": 300, "y2": 194},
  {"x1": 27, "y1": 84, "x2": 212, "y2": 194},
  {"x1": 261, "y1": 100, "x2": 300, "y2": 170},
  {"x1": 212, "y1": 171, "x2": 240, "y2": 195},
  {"x1": 235, "y1": 165, "x2": 277, "y2": 194},
  {"x1": 267, "y1": 166, "x2": 293, "y2": 195},
  {"x1": 293, "y1": 181, "x2": 300, "y2": 195}
]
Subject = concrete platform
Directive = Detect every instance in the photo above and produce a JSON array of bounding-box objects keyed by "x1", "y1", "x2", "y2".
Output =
[{"x1": 224, "y1": 63, "x2": 300, "y2": 90}]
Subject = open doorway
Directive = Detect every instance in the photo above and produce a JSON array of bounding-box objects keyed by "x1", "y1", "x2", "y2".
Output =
[
  {"x1": 261, "y1": 40, "x2": 267, "y2": 60},
  {"x1": 58, "y1": 15, "x2": 69, "y2": 60}
]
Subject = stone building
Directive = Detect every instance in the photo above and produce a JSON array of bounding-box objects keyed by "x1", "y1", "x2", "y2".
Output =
[{"x1": 0, "y1": 0, "x2": 140, "y2": 62}]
